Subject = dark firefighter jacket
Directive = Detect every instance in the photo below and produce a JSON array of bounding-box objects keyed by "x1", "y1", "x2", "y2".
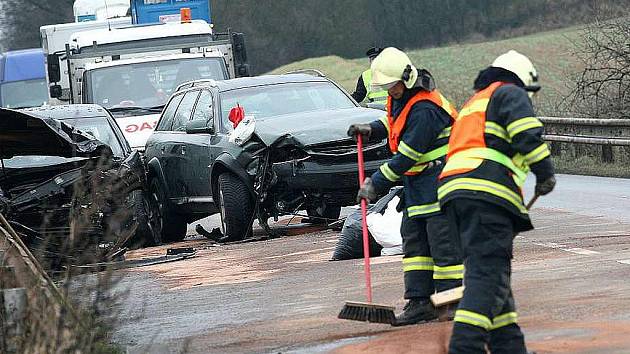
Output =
[
  {"x1": 368, "y1": 87, "x2": 455, "y2": 218},
  {"x1": 438, "y1": 68, "x2": 555, "y2": 232}
]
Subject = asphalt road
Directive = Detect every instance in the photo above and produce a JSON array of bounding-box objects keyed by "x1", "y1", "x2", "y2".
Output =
[{"x1": 112, "y1": 174, "x2": 630, "y2": 353}]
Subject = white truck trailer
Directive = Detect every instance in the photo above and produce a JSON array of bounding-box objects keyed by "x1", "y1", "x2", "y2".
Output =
[{"x1": 40, "y1": 17, "x2": 133, "y2": 105}]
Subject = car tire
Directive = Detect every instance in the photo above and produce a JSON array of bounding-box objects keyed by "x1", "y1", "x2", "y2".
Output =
[
  {"x1": 307, "y1": 204, "x2": 341, "y2": 224},
  {"x1": 136, "y1": 190, "x2": 162, "y2": 246},
  {"x1": 217, "y1": 173, "x2": 253, "y2": 241},
  {"x1": 149, "y1": 179, "x2": 187, "y2": 243}
]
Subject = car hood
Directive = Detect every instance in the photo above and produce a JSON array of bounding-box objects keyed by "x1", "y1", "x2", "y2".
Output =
[
  {"x1": 0, "y1": 108, "x2": 111, "y2": 159},
  {"x1": 252, "y1": 107, "x2": 383, "y2": 147}
]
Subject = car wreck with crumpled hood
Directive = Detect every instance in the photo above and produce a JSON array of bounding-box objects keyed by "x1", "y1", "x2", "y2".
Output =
[
  {"x1": 144, "y1": 73, "x2": 393, "y2": 242},
  {"x1": 0, "y1": 106, "x2": 152, "y2": 268}
]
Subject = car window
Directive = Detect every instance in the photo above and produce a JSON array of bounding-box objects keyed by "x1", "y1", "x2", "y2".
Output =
[
  {"x1": 156, "y1": 93, "x2": 184, "y2": 131},
  {"x1": 192, "y1": 90, "x2": 214, "y2": 123},
  {"x1": 62, "y1": 117, "x2": 125, "y2": 157},
  {"x1": 172, "y1": 91, "x2": 200, "y2": 132},
  {"x1": 220, "y1": 81, "x2": 355, "y2": 125}
]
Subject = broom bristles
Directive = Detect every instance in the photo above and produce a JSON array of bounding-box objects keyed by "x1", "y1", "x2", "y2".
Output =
[{"x1": 338, "y1": 301, "x2": 396, "y2": 325}]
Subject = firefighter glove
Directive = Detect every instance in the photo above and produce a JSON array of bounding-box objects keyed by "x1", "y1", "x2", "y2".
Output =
[
  {"x1": 347, "y1": 123, "x2": 372, "y2": 141},
  {"x1": 357, "y1": 177, "x2": 377, "y2": 203},
  {"x1": 535, "y1": 175, "x2": 556, "y2": 196}
]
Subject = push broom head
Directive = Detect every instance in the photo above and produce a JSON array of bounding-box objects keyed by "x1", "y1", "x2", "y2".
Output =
[{"x1": 338, "y1": 301, "x2": 396, "y2": 325}]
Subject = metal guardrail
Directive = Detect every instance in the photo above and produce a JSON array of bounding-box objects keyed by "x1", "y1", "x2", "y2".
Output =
[{"x1": 540, "y1": 117, "x2": 630, "y2": 146}]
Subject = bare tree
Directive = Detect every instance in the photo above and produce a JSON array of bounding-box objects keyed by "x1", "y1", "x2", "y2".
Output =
[{"x1": 567, "y1": 17, "x2": 630, "y2": 119}]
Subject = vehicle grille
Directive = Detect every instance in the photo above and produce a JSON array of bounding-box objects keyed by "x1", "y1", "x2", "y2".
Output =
[{"x1": 308, "y1": 139, "x2": 385, "y2": 156}]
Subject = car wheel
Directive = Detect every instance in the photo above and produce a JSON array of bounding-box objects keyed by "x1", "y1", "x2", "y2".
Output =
[
  {"x1": 307, "y1": 204, "x2": 341, "y2": 224},
  {"x1": 217, "y1": 173, "x2": 253, "y2": 241},
  {"x1": 149, "y1": 179, "x2": 187, "y2": 243},
  {"x1": 138, "y1": 190, "x2": 162, "y2": 246}
]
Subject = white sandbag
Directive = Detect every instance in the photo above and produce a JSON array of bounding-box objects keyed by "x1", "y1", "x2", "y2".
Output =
[
  {"x1": 367, "y1": 196, "x2": 403, "y2": 249},
  {"x1": 381, "y1": 245, "x2": 403, "y2": 256}
]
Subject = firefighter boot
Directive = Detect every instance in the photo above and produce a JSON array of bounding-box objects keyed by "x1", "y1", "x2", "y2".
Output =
[{"x1": 393, "y1": 298, "x2": 437, "y2": 326}]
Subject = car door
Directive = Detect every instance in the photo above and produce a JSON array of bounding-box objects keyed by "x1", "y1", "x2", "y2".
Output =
[
  {"x1": 161, "y1": 90, "x2": 200, "y2": 202},
  {"x1": 186, "y1": 89, "x2": 220, "y2": 199},
  {"x1": 145, "y1": 92, "x2": 182, "y2": 178}
]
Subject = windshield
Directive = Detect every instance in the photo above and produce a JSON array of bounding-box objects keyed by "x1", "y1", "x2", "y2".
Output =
[
  {"x1": 0, "y1": 79, "x2": 49, "y2": 108},
  {"x1": 62, "y1": 117, "x2": 125, "y2": 157},
  {"x1": 220, "y1": 82, "x2": 355, "y2": 127},
  {"x1": 85, "y1": 57, "x2": 227, "y2": 110}
]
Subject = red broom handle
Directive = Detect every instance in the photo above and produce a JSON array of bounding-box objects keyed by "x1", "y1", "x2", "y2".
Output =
[{"x1": 356, "y1": 135, "x2": 373, "y2": 303}]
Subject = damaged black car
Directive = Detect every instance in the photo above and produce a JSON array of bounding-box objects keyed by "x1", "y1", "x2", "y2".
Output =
[
  {"x1": 144, "y1": 73, "x2": 391, "y2": 242},
  {"x1": 0, "y1": 105, "x2": 157, "y2": 266}
]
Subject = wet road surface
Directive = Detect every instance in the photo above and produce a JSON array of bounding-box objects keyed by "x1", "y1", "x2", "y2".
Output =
[{"x1": 113, "y1": 174, "x2": 630, "y2": 353}]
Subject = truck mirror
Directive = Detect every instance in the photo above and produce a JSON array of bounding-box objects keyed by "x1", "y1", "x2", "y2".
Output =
[
  {"x1": 236, "y1": 64, "x2": 250, "y2": 78},
  {"x1": 47, "y1": 54, "x2": 61, "y2": 83},
  {"x1": 49, "y1": 84, "x2": 63, "y2": 99},
  {"x1": 232, "y1": 32, "x2": 248, "y2": 63}
]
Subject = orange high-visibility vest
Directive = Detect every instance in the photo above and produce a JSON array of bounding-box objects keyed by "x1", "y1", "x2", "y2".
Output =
[
  {"x1": 387, "y1": 89, "x2": 458, "y2": 154},
  {"x1": 439, "y1": 81, "x2": 530, "y2": 180}
]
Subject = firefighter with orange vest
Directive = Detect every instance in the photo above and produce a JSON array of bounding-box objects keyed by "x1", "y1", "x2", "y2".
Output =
[
  {"x1": 439, "y1": 50, "x2": 556, "y2": 353},
  {"x1": 347, "y1": 47, "x2": 463, "y2": 326}
]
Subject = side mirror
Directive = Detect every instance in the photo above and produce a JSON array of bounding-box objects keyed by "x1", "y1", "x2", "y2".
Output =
[
  {"x1": 47, "y1": 54, "x2": 61, "y2": 83},
  {"x1": 232, "y1": 32, "x2": 248, "y2": 63},
  {"x1": 49, "y1": 84, "x2": 63, "y2": 99},
  {"x1": 236, "y1": 63, "x2": 250, "y2": 77},
  {"x1": 186, "y1": 119, "x2": 214, "y2": 134}
]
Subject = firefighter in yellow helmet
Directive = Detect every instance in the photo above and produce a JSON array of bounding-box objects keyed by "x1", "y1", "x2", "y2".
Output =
[
  {"x1": 439, "y1": 50, "x2": 555, "y2": 353},
  {"x1": 350, "y1": 47, "x2": 389, "y2": 103},
  {"x1": 348, "y1": 47, "x2": 463, "y2": 325}
]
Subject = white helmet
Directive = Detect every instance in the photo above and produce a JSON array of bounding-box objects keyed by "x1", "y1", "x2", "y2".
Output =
[
  {"x1": 370, "y1": 47, "x2": 418, "y2": 91},
  {"x1": 491, "y1": 50, "x2": 539, "y2": 90}
]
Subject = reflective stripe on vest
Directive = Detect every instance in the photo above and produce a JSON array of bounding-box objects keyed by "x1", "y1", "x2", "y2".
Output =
[
  {"x1": 438, "y1": 177, "x2": 527, "y2": 214},
  {"x1": 440, "y1": 82, "x2": 530, "y2": 186},
  {"x1": 386, "y1": 90, "x2": 458, "y2": 176},
  {"x1": 362, "y1": 69, "x2": 388, "y2": 102}
]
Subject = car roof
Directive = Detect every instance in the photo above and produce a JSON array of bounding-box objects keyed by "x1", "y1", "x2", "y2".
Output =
[
  {"x1": 214, "y1": 74, "x2": 330, "y2": 92},
  {"x1": 21, "y1": 104, "x2": 110, "y2": 120}
]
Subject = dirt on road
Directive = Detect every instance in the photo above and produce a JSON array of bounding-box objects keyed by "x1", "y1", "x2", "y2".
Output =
[{"x1": 114, "y1": 208, "x2": 630, "y2": 354}]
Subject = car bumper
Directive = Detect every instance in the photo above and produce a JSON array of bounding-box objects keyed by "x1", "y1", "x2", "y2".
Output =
[{"x1": 272, "y1": 158, "x2": 387, "y2": 205}]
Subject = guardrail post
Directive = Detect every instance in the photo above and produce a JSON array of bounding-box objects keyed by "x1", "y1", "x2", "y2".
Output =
[
  {"x1": 602, "y1": 145, "x2": 613, "y2": 163},
  {"x1": 550, "y1": 141, "x2": 561, "y2": 157}
]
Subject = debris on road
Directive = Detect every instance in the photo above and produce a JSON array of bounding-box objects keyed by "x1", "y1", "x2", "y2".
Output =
[{"x1": 332, "y1": 188, "x2": 403, "y2": 261}]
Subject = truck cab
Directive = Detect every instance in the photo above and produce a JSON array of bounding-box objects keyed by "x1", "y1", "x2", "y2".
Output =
[
  {"x1": 0, "y1": 49, "x2": 48, "y2": 109},
  {"x1": 50, "y1": 20, "x2": 249, "y2": 150}
]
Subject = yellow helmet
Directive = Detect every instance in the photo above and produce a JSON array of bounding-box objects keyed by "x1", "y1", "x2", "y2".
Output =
[
  {"x1": 370, "y1": 47, "x2": 418, "y2": 91},
  {"x1": 491, "y1": 50, "x2": 539, "y2": 90}
]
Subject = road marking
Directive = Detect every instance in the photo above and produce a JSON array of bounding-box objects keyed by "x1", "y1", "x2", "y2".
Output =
[
  {"x1": 532, "y1": 243, "x2": 600, "y2": 255},
  {"x1": 533, "y1": 242, "x2": 567, "y2": 249},
  {"x1": 617, "y1": 259, "x2": 630, "y2": 265},
  {"x1": 563, "y1": 248, "x2": 600, "y2": 255}
]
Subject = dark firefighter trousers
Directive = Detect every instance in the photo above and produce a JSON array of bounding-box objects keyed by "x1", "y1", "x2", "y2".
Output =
[
  {"x1": 401, "y1": 213, "x2": 463, "y2": 299},
  {"x1": 444, "y1": 198, "x2": 527, "y2": 354}
]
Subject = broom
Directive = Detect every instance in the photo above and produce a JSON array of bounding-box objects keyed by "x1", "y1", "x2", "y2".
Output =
[{"x1": 338, "y1": 134, "x2": 396, "y2": 325}]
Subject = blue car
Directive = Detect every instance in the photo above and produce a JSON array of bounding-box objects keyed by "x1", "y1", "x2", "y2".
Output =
[{"x1": 0, "y1": 48, "x2": 48, "y2": 109}]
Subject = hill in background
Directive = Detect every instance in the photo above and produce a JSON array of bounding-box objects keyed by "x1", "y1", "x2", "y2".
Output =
[{"x1": 270, "y1": 26, "x2": 585, "y2": 116}]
